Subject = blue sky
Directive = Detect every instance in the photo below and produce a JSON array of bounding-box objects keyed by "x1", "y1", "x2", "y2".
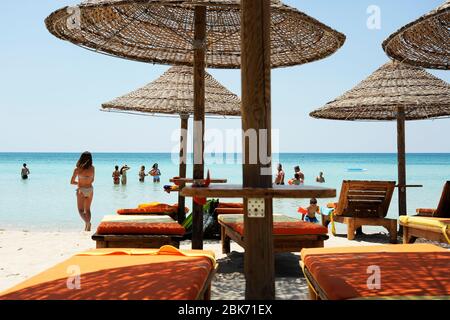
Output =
[{"x1": 0, "y1": 0, "x2": 448, "y2": 153}]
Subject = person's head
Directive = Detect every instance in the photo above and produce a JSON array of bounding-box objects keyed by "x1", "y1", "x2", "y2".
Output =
[
  {"x1": 294, "y1": 166, "x2": 300, "y2": 172},
  {"x1": 76, "y1": 152, "x2": 93, "y2": 170},
  {"x1": 141, "y1": 165, "x2": 145, "y2": 171},
  {"x1": 310, "y1": 198, "x2": 318, "y2": 205},
  {"x1": 23, "y1": 163, "x2": 27, "y2": 168},
  {"x1": 277, "y1": 164, "x2": 282, "y2": 171},
  {"x1": 319, "y1": 171, "x2": 323, "y2": 177},
  {"x1": 152, "y1": 163, "x2": 158, "y2": 169},
  {"x1": 115, "y1": 165, "x2": 119, "y2": 171},
  {"x1": 294, "y1": 173, "x2": 300, "y2": 180}
]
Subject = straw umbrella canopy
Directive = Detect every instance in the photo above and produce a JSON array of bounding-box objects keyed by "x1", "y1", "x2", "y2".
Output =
[
  {"x1": 383, "y1": 1, "x2": 450, "y2": 70},
  {"x1": 45, "y1": 0, "x2": 346, "y2": 69},
  {"x1": 310, "y1": 61, "x2": 450, "y2": 220},
  {"x1": 46, "y1": 0, "x2": 346, "y2": 250},
  {"x1": 102, "y1": 65, "x2": 241, "y2": 222}
]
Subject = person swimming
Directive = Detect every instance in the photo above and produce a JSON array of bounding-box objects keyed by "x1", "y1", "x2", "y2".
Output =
[
  {"x1": 21, "y1": 163, "x2": 30, "y2": 180},
  {"x1": 70, "y1": 151, "x2": 95, "y2": 232},
  {"x1": 112, "y1": 165, "x2": 120, "y2": 185}
]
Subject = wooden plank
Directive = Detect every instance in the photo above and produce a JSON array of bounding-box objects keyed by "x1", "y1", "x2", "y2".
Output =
[
  {"x1": 181, "y1": 184, "x2": 336, "y2": 198},
  {"x1": 192, "y1": 5, "x2": 207, "y2": 250},
  {"x1": 177, "y1": 115, "x2": 189, "y2": 224},
  {"x1": 170, "y1": 178, "x2": 228, "y2": 184},
  {"x1": 241, "y1": 0, "x2": 274, "y2": 300}
]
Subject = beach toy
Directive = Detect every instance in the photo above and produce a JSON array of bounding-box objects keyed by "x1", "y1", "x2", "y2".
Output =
[{"x1": 164, "y1": 185, "x2": 179, "y2": 193}]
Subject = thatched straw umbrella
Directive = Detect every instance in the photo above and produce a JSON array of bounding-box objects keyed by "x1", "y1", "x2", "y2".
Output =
[
  {"x1": 310, "y1": 61, "x2": 450, "y2": 221},
  {"x1": 383, "y1": 1, "x2": 450, "y2": 70},
  {"x1": 102, "y1": 66, "x2": 241, "y2": 223},
  {"x1": 45, "y1": 0, "x2": 346, "y2": 251}
]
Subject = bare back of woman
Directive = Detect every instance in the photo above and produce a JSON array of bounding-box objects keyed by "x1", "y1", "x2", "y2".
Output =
[{"x1": 71, "y1": 152, "x2": 95, "y2": 231}]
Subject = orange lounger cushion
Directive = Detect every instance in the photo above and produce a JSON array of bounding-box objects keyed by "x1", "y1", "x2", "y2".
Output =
[
  {"x1": 301, "y1": 244, "x2": 450, "y2": 300},
  {"x1": 117, "y1": 203, "x2": 188, "y2": 215},
  {"x1": 0, "y1": 247, "x2": 215, "y2": 300},
  {"x1": 218, "y1": 202, "x2": 243, "y2": 209},
  {"x1": 219, "y1": 214, "x2": 328, "y2": 236},
  {"x1": 97, "y1": 215, "x2": 185, "y2": 236}
]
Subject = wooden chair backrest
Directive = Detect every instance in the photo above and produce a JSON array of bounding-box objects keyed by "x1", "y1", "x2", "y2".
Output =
[
  {"x1": 435, "y1": 181, "x2": 450, "y2": 218},
  {"x1": 335, "y1": 180, "x2": 396, "y2": 218}
]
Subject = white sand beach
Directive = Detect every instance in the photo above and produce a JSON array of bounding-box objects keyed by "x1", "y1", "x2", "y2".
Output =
[{"x1": 0, "y1": 229, "x2": 413, "y2": 300}]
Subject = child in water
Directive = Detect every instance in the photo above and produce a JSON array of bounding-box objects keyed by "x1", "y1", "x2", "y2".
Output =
[
  {"x1": 139, "y1": 165, "x2": 147, "y2": 182},
  {"x1": 305, "y1": 198, "x2": 320, "y2": 224}
]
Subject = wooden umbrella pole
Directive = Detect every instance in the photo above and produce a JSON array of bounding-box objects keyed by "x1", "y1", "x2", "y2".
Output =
[
  {"x1": 397, "y1": 106, "x2": 407, "y2": 220},
  {"x1": 241, "y1": 0, "x2": 275, "y2": 300},
  {"x1": 177, "y1": 114, "x2": 189, "y2": 224},
  {"x1": 192, "y1": 5, "x2": 207, "y2": 250}
]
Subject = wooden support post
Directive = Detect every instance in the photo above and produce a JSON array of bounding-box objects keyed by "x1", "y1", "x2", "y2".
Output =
[
  {"x1": 397, "y1": 106, "x2": 407, "y2": 232},
  {"x1": 192, "y1": 5, "x2": 206, "y2": 250},
  {"x1": 177, "y1": 114, "x2": 189, "y2": 224},
  {"x1": 241, "y1": 0, "x2": 275, "y2": 300}
]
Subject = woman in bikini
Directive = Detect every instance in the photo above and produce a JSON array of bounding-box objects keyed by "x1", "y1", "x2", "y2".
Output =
[{"x1": 70, "y1": 152, "x2": 95, "y2": 231}]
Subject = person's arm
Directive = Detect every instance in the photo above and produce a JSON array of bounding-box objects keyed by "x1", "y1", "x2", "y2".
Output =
[
  {"x1": 70, "y1": 169, "x2": 78, "y2": 185},
  {"x1": 91, "y1": 167, "x2": 95, "y2": 183}
]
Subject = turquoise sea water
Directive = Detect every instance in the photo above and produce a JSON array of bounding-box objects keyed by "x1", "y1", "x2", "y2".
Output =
[{"x1": 0, "y1": 153, "x2": 449, "y2": 232}]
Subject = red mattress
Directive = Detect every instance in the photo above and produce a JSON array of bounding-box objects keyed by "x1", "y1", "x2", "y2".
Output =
[{"x1": 219, "y1": 214, "x2": 328, "y2": 236}]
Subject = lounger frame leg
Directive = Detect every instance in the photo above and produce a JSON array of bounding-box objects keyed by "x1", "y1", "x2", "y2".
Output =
[
  {"x1": 221, "y1": 226, "x2": 231, "y2": 254},
  {"x1": 347, "y1": 219, "x2": 355, "y2": 240},
  {"x1": 388, "y1": 220, "x2": 398, "y2": 244}
]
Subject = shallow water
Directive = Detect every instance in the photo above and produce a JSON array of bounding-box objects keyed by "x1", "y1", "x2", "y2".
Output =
[{"x1": 0, "y1": 153, "x2": 449, "y2": 232}]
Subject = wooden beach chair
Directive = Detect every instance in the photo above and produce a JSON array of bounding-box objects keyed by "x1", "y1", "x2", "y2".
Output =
[
  {"x1": 300, "y1": 244, "x2": 450, "y2": 300},
  {"x1": 0, "y1": 246, "x2": 217, "y2": 300},
  {"x1": 400, "y1": 181, "x2": 450, "y2": 244},
  {"x1": 416, "y1": 181, "x2": 450, "y2": 218},
  {"x1": 218, "y1": 214, "x2": 328, "y2": 254},
  {"x1": 92, "y1": 215, "x2": 185, "y2": 249},
  {"x1": 321, "y1": 180, "x2": 397, "y2": 243}
]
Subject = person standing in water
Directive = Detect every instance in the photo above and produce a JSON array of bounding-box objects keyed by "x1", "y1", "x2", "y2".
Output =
[
  {"x1": 149, "y1": 163, "x2": 161, "y2": 183},
  {"x1": 112, "y1": 165, "x2": 120, "y2": 185},
  {"x1": 294, "y1": 166, "x2": 305, "y2": 184},
  {"x1": 316, "y1": 171, "x2": 325, "y2": 183},
  {"x1": 70, "y1": 152, "x2": 95, "y2": 232},
  {"x1": 275, "y1": 164, "x2": 285, "y2": 185},
  {"x1": 120, "y1": 165, "x2": 130, "y2": 185},
  {"x1": 139, "y1": 165, "x2": 147, "y2": 182},
  {"x1": 21, "y1": 163, "x2": 30, "y2": 180}
]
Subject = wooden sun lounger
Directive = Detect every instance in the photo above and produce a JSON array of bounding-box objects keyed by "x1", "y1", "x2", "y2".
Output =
[
  {"x1": 218, "y1": 214, "x2": 328, "y2": 253},
  {"x1": 0, "y1": 247, "x2": 217, "y2": 300},
  {"x1": 92, "y1": 215, "x2": 185, "y2": 249},
  {"x1": 321, "y1": 180, "x2": 397, "y2": 243},
  {"x1": 401, "y1": 181, "x2": 450, "y2": 244},
  {"x1": 416, "y1": 181, "x2": 450, "y2": 218},
  {"x1": 300, "y1": 244, "x2": 450, "y2": 300}
]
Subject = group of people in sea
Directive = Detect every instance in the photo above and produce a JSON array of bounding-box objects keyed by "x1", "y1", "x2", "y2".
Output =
[
  {"x1": 112, "y1": 163, "x2": 162, "y2": 185},
  {"x1": 274, "y1": 164, "x2": 326, "y2": 224},
  {"x1": 274, "y1": 164, "x2": 325, "y2": 186}
]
